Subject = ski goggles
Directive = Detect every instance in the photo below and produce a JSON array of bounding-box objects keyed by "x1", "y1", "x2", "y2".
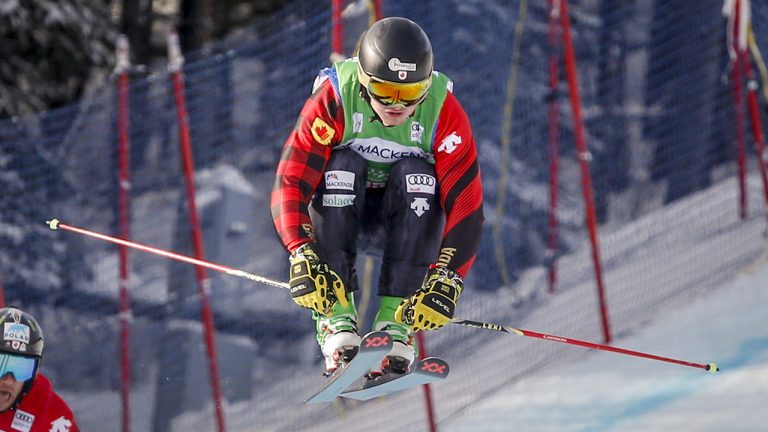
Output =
[
  {"x1": 358, "y1": 66, "x2": 431, "y2": 107},
  {"x1": 0, "y1": 353, "x2": 37, "y2": 382}
]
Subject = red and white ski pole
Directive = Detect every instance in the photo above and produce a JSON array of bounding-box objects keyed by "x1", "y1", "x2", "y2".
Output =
[
  {"x1": 46, "y1": 219, "x2": 289, "y2": 290},
  {"x1": 48, "y1": 219, "x2": 719, "y2": 373},
  {"x1": 451, "y1": 318, "x2": 719, "y2": 373}
]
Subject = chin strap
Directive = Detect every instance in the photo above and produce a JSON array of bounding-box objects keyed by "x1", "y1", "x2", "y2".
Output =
[
  {"x1": 5, "y1": 360, "x2": 41, "y2": 412},
  {"x1": 359, "y1": 84, "x2": 384, "y2": 124}
]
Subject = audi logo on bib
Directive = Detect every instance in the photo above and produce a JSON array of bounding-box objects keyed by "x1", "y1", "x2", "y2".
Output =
[
  {"x1": 407, "y1": 174, "x2": 435, "y2": 186},
  {"x1": 405, "y1": 174, "x2": 436, "y2": 194}
]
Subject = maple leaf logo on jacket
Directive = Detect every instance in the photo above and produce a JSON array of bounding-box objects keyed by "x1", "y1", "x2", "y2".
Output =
[{"x1": 311, "y1": 117, "x2": 335, "y2": 145}]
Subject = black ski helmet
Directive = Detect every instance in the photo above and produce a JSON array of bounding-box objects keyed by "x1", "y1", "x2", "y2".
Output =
[
  {"x1": 358, "y1": 17, "x2": 434, "y2": 84},
  {"x1": 0, "y1": 307, "x2": 44, "y2": 358}
]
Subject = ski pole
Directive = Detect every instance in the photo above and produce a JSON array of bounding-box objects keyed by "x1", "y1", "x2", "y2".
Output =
[
  {"x1": 46, "y1": 219, "x2": 289, "y2": 290},
  {"x1": 451, "y1": 318, "x2": 719, "y2": 373},
  {"x1": 46, "y1": 219, "x2": 720, "y2": 373}
]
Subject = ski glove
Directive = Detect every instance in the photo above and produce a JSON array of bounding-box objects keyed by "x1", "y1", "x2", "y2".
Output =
[
  {"x1": 396, "y1": 265, "x2": 463, "y2": 331},
  {"x1": 288, "y1": 243, "x2": 347, "y2": 315}
]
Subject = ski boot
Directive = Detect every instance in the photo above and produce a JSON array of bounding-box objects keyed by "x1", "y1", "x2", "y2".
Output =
[
  {"x1": 314, "y1": 293, "x2": 361, "y2": 376},
  {"x1": 366, "y1": 296, "x2": 416, "y2": 383}
]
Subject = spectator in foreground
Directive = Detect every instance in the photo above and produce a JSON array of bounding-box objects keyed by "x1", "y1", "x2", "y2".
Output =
[{"x1": 0, "y1": 307, "x2": 79, "y2": 431}]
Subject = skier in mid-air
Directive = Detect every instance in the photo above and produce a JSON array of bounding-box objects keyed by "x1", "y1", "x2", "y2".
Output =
[{"x1": 271, "y1": 16, "x2": 484, "y2": 379}]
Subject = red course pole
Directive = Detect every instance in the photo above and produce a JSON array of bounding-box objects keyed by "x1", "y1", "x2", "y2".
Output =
[
  {"x1": 115, "y1": 34, "x2": 133, "y2": 432},
  {"x1": 546, "y1": 0, "x2": 561, "y2": 294},
  {"x1": 371, "y1": 0, "x2": 384, "y2": 21},
  {"x1": 559, "y1": 0, "x2": 611, "y2": 343},
  {"x1": 167, "y1": 33, "x2": 226, "y2": 432},
  {"x1": 331, "y1": 0, "x2": 344, "y2": 59},
  {"x1": 738, "y1": 1, "x2": 768, "y2": 216},
  {"x1": 359, "y1": 2, "x2": 436, "y2": 429},
  {"x1": 744, "y1": 60, "x2": 768, "y2": 210},
  {"x1": 730, "y1": 0, "x2": 749, "y2": 220},
  {"x1": 414, "y1": 332, "x2": 437, "y2": 432}
]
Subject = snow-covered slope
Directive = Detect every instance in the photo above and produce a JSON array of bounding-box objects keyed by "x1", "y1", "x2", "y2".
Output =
[
  {"x1": 127, "y1": 174, "x2": 764, "y2": 431},
  {"x1": 444, "y1": 260, "x2": 768, "y2": 432}
]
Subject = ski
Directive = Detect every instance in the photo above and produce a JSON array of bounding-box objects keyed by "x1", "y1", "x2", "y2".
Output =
[
  {"x1": 340, "y1": 357, "x2": 449, "y2": 401},
  {"x1": 304, "y1": 331, "x2": 393, "y2": 403}
]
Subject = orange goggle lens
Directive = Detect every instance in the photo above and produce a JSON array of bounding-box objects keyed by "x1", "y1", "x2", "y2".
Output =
[{"x1": 366, "y1": 77, "x2": 431, "y2": 107}]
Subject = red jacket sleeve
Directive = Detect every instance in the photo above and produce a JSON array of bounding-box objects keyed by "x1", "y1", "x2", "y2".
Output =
[
  {"x1": 271, "y1": 79, "x2": 345, "y2": 252},
  {"x1": 432, "y1": 92, "x2": 485, "y2": 277}
]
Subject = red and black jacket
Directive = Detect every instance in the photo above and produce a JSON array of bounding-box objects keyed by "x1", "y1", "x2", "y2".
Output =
[{"x1": 271, "y1": 78, "x2": 484, "y2": 277}]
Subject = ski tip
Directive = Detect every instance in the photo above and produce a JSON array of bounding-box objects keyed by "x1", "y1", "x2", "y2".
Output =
[
  {"x1": 46, "y1": 219, "x2": 60, "y2": 230},
  {"x1": 417, "y1": 357, "x2": 450, "y2": 378},
  {"x1": 706, "y1": 362, "x2": 719, "y2": 373},
  {"x1": 359, "y1": 331, "x2": 394, "y2": 351}
]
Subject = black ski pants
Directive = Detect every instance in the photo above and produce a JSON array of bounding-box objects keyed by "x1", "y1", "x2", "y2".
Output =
[{"x1": 309, "y1": 149, "x2": 444, "y2": 298}]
